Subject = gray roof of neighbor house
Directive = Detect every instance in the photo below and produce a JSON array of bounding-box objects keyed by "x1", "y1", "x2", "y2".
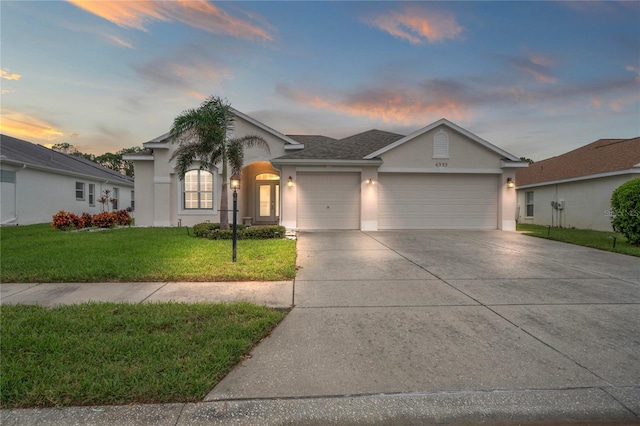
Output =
[
  {"x1": 278, "y1": 130, "x2": 405, "y2": 160},
  {"x1": 516, "y1": 137, "x2": 640, "y2": 187},
  {"x1": 0, "y1": 134, "x2": 134, "y2": 186}
]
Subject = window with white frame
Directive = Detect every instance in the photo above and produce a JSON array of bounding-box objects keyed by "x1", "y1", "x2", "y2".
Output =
[
  {"x1": 131, "y1": 190, "x2": 135, "y2": 211},
  {"x1": 89, "y1": 184, "x2": 95, "y2": 206},
  {"x1": 184, "y1": 170, "x2": 213, "y2": 209},
  {"x1": 525, "y1": 191, "x2": 534, "y2": 217},
  {"x1": 76, "y1": 182, "x2": 85, "y2": 200}
]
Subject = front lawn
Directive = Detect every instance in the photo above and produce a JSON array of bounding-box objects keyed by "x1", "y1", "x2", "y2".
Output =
[
  {"x1": 0, "y1": 224, "x2": 297, "y2": 282},
  {"x1": 517, "y1": 223, "x2": 640, "y2": 257},
  {"x1": 0, "y1": 302, "x2": 287, "y2": 408}
]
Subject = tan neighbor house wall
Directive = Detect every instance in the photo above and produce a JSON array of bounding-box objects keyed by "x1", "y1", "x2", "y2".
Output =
[{"x1": 516, "y1": 174, "x2": 639, "y2": 231}]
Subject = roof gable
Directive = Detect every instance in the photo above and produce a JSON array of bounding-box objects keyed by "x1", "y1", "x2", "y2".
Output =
[
  {"x1": 516, "y1": 137, "x2": 640, "y2": 186},
  {"x1": 0, "y1": 134, "x2": 134, "y2": 185},
  {"x1": 364, "y1": 118, "x2": 521, "y2": 161},
  {"x1": 143, "y1": 108, "x2": 301, "y2": 149}
]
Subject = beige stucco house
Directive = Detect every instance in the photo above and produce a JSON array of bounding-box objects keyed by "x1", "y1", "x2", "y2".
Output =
[
  {"x1": 1, "y1": 134, "x2": 134, "y2": 225},
  {"x1": 126, "y1": 109, "x2": 527, "y2": 231},
  {"x1": 516, "y1": 137, "x2": 640, "y2": 231}
]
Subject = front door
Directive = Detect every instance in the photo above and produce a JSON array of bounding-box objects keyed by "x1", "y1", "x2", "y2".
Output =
[{"x1": 255, "y1": 173, "x2": 280, "y2": 224}]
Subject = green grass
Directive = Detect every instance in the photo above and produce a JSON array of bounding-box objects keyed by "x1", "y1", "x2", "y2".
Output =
[
  {"x1": 517, "y1": 223, "x2": 640, "y2": 257},
  {"x1": 0, "y1": 224, "x2": 297, "y2": 282},
  {"x1": 0, "y1": 302, "x2": 288, "y2": 408}
]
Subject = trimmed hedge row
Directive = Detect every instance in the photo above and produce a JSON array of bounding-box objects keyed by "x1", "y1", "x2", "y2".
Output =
[{"x1": 192, "y1": 223, "x2": 286, "y2": 240}]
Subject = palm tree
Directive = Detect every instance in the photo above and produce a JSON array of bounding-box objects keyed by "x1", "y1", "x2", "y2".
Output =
[{"x1": 169, "y1": 96, "x2": 270, "y2": 229}]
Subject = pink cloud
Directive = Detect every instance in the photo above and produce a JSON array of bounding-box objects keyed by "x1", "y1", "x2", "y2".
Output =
[
  {"x1": 103, "y1": 33, "x2": 134, "y2": 49},
  {"x1": 1, "y1": 69, "x2": 22, "y2": 81},
  {"x1": 0, "y1": 109, "x2": 64, "y2": 141},
  {"x1": 277, "y1": 85, "x2": 471, "y2": 125},
  {"x1": 67, "y1": 0, "x2": 273, "y2": 41},
  {"x1": 364, "y1": 5, "x2": 462, "y2": 44},
  {"x1": 511, "y1": 52, "x2": 558, "y2": 84}
]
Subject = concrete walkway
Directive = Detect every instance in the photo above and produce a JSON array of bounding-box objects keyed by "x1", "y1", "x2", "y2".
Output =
[{"x1": 2, "y1": 231, "x2": 639, "y2": 425}]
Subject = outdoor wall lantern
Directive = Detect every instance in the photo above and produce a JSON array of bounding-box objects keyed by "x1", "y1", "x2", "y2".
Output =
[
  {"x1": 507, "y1": 177, "x2": 515, "y2": 188},
  {"x1": 230, "y1": 172, "x2": 241, "y2": 262},
  {"x1": 367, "y1": 178, "x2": 375, "y2": 185},
  {"x1": 287, "y1": 176, "x2": 293, "y2": 187}
]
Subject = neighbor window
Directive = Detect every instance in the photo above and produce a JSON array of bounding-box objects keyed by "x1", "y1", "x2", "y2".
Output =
[
  {"x1": 525, "y1": 191, "x2": 534, "y2": 217},
  {"x1": 112, "y1": 188, "x2": 119, "y2": 210},
  {"x1": 76, "y1": 182, "x2": 85, "y2": 200},
  {"x1": 184, "y1": 170, "x2": 213, "y2": 209},
  {"x1": 88, "y1": 184, "x2": 95, "y2": 206},
  {"x1": 130, "y1": 190, "x2": 135, "y2": 211},
  {"x1": 1, "y1": 170, "x2": 16, "y2": 183}
]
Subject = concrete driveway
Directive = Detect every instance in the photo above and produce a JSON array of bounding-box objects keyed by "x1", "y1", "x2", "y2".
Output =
[{"x1": 203, "y1": 230, "x2": 640, "y2": 424}]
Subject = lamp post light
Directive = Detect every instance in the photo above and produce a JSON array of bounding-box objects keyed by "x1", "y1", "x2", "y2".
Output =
[{"x1": 230, "y1": 172, "x2": 241, "y2": 262}]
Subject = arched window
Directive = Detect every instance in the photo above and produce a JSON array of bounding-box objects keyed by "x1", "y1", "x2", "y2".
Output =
[
  {"x1": 184, "y1": 170, "x2": 213, "y2": 209},
  {"x1": 433, "y1": 130, "x2": 449, "y2": 159},
  {"x1": 255, "y1": 172, "x2": 280, "y2": 181}
]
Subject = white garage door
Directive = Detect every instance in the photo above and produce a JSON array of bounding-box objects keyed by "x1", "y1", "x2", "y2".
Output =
[
  {"x1": 297, "y1": 172, "x2": 360, "y2": 230},
  {"x1": 378, "y1": 173, "x2": 498, "y2": 230}
]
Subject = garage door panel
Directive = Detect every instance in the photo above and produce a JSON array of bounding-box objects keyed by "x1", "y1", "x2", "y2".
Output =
[
  {"x1": 297, "y1": 173, "x2": 360, "y2": 230},
  {"x1": 379, "y1": 173, "x2": 497, "y2": 230}
]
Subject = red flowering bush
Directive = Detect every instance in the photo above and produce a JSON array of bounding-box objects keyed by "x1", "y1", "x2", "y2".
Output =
[
  {"x1": 69, "y1": 213, "x2": 85, "y2": 229},
  {"x1": 115, "y1": 209, "x2": 132, "y2": 226},
  {"x1": 81, "y1": 212, "x2": 93, "y2": 228},
  {"x1": 92, "y1": 212, "x2": 117, "y2": 228},
  {"x1": 51, "y1": 211, "x2": 86, "y2": 230},
  {"x1": 51, "y1": 211, "x2": 73, "y2": 231},
  {"x1": 52, "y1": 209, "x2": 131, "y2": 230}
]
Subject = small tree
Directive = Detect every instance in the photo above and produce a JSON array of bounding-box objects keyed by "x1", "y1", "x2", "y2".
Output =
[
  {"x1": 98, "y1": 189, "x2": 113, "y2": 212},
  {"x1": 610, "y1": 178, "x2": 640, "y2": 246}
]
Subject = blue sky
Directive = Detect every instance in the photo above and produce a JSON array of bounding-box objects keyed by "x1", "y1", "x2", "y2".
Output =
[{"x1": 1, "y1": 1, "x2": 638, "y2": 160}]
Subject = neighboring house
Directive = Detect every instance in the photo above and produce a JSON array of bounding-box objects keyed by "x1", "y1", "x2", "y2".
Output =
[
  {"x1": 0, "y1": 134, "x2": 135, "y2": 225},
  {"x1": 516, "y1": 137, "x2": 640, "y2": 231},
  {"x1": 125, "y1": 110, "x2": 527, "y2": 231}
]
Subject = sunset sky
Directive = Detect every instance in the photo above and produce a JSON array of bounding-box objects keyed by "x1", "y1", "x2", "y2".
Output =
[{"x1": 1, "y1": 0, "x2": 638, "y2": 160}]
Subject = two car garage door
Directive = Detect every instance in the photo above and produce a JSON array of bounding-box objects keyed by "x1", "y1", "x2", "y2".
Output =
[{"x1": 296, "y1": 172, "x2": 498, "y2": 230}]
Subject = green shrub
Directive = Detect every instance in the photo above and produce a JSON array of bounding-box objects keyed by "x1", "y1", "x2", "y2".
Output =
[
  {"x1": 192, "y1": 223, "x2": 284, "y2": 240},
  {"x1": 610, "y1": 178, "x2": 640, "y2": 246}
]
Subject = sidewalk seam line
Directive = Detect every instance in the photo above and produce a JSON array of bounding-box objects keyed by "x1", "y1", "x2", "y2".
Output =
[{"x1": 139, "y1": 282, "x2": 170, "y2": 303}]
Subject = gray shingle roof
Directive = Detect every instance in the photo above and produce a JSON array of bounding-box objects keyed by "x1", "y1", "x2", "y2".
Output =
[
  {"x1": 0, "y1": 134, "x2": 134, "y2": 186},
  {"x1": 276, "y1": 130, "x2": 405, "y2": 161},
  {"x1": 286, "y1": 135, "x2": 336, "y2": 151}
]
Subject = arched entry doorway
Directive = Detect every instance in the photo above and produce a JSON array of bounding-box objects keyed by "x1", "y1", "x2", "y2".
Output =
[{"x1": 255, "y1": 172, "x2": 279, "y2": 224}]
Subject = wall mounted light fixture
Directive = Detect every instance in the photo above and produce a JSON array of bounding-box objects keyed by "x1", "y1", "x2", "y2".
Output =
[
  {"x1": 367, "y1": 178, "x2": 375, "y2": 185},
  {"x1": 507, "y1": 177, "x2": 515, "y2": 188},
  {"x1": 287, "y1": 176, "x2": 293, "y2": 187}
]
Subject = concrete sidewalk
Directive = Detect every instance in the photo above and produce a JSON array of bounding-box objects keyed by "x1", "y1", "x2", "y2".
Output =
[
  {"x1": 0, "y1": 281, "x2": 293, "y2": 308},
  {"x1": 2, "y1": 231, "x2": 639, "y2": 425}
]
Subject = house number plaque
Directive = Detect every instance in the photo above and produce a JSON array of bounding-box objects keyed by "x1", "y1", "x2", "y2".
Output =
[{"x1": 435, "y1": 162, "x2": 448, "y2": 167}]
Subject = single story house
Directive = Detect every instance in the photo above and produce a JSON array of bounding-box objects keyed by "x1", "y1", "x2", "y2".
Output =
[
  {"x1": 516, "y1": 137, "x2": 640, "y2": 231},
  {"x1": 125, "y1": 109, "x2": 527, "y2": 231},
  {"x1": 0, "y1": 134, "x2": 134, "y2": 225}
]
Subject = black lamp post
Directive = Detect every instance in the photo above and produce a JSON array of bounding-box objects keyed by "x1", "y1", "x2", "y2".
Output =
[{"x1": 230, "y1": 172, "x2": 241, "y2": 262}]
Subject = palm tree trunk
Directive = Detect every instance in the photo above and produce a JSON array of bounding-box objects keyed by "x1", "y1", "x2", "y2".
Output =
[{"x1": 219, "y1": 160, "x2": 229, "y2": 229}]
